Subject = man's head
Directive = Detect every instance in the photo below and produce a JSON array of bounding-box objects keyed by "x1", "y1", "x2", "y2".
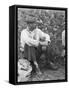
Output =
[
  {"x1": 25, "y1": 16, "x2": 37, "y2": 31},
  {"x1": 27, "y1": 22, "x2": 36, "y2": 31}
]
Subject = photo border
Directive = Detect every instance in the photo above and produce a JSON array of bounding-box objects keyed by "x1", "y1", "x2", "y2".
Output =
[{"x1": 14, "y1": 5, "x2": 67, "y2": 85}]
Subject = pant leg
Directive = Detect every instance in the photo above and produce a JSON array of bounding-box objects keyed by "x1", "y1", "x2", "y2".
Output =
[
  {"x1": 45, "y1": 45, "x2": 55, "y2": 63},
  {"x1": 36, "y1": 45, "x2": 42, "y2": 61},
  {"x1": 30, "y1": 46, "x2": 37, "y2": 62},
  {"x1": 24, "y1": 44, "x2": 43, "y2": 66},
  {"x1": 24, "y1": 44, "x2": 38, "y2": 62},
  {"x1": 24, "y1": 44, "x2": 32, "y2": 61}
]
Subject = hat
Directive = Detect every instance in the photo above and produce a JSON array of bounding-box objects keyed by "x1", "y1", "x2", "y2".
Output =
[{"x1": 25, "y1": 15, "x2": 36, "y2": 24}]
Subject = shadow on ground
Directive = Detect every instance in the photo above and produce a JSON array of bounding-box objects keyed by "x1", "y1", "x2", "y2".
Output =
[{"x1": 31, "y1": 65, "x2": 65, "y2": 81}]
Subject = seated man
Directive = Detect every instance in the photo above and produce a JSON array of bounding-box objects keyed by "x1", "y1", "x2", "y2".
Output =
[{"x1": 20, "y1": 17, "x2": 55, "y2": 75}]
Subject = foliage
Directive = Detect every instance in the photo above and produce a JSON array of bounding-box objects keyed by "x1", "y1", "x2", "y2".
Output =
[{"x1": 18, "y1": 8, "x2": 65, "y2": 66}]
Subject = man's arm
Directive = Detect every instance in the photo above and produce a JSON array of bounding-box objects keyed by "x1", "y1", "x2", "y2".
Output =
[
  {"x1": 39, "y1": 29, "x2": 51, "y2": 46},
  {"x1": 21, "y1": 31, "x2": 39, "y2": 47}
]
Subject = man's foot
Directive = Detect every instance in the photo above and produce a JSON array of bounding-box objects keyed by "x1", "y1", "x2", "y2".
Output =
[
  {"x1": 36, "y1": 70, "x2": 43, "y2": 80},
  {"x1": 48, "y1": 62, "x2": 58, "y2": 70},
  {"x1": 36, "y1": 69, "x2": 42, "y2": 75},
  {"x1": 36, "y1": 68, "x2": 43, "y2": 79}
]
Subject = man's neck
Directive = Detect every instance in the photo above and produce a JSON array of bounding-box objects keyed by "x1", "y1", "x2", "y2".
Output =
[{"x1": 27, "y1": 27, "x2": 36, "y2": 33}]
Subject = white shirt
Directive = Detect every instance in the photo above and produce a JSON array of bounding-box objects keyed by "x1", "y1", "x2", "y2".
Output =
[{"x1": 20, "y1": 27, "x2": 50, "y2": 48}]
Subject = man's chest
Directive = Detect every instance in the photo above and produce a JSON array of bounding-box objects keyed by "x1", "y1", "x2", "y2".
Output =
[{"x1": 27, "y1": 30, "x2": 40, "y2": 40}]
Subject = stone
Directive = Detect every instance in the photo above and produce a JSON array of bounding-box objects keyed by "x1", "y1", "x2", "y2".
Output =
[{"x1": 18, "y1": 59, "x2": 32, "y2": 82}]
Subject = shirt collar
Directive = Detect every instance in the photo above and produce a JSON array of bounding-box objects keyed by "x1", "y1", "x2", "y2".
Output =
[{"x1": 26, "y1": 27, "x2": 36, "y2": 33}]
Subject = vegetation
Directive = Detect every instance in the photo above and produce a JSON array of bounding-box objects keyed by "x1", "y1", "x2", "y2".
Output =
[{"x1": 18, "y1": 8, "x2": 65, "y2": 66}]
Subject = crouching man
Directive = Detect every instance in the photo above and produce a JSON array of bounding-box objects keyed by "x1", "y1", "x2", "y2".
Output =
[{"x1": 20, "y1": 17, "x2": 50, "y2": 75}]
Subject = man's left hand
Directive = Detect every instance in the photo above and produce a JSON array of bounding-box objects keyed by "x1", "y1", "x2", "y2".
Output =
[{"x1": 42, "y1": 46, "x2": 47, "y2": 51}]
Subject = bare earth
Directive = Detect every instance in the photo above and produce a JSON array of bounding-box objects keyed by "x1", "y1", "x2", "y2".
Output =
[{"x1": 31, "y1": 66, "x2": 65, "y2": 81}]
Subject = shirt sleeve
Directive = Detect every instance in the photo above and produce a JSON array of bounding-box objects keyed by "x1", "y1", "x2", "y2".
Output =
[
  {"x1": 21, "y1": 30, "x2": 39, "y2": 47},
  {"x1": 38, "y1": 29, "x2": 51, "y2": 42}
]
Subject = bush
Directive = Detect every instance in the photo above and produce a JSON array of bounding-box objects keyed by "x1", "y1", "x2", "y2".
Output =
[{"x1": 18, "y1": 8, "x2": 65, "y2": 66}]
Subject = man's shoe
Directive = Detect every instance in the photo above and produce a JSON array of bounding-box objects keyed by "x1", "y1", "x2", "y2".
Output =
[
  {"x1": 36, "y1": 71, "x2": 43, "y2": 80},
  {"x1": 36, "y1": 68, "x2": 42, "y2": 77}
]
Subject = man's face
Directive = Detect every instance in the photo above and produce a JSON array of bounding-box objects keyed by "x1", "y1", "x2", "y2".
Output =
[{"x1": 28, "y1": 23, "x2": 36, "y2": 31}]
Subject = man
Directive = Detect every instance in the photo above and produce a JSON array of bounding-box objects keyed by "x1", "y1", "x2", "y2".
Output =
[{"x1": 20, "y1": 17, "x2": 57, "y2": 75}]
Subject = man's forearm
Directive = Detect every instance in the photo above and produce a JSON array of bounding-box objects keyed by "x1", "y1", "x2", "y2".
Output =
[{"x1": 26, "y1": 38, "x2": 39, "y2": 47}]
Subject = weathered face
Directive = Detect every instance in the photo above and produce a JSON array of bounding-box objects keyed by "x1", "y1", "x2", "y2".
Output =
[{"x1": 28, "y1": 23, "x2": 36, "y2": 31}]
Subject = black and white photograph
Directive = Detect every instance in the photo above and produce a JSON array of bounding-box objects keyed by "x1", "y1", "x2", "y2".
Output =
[
  {"x1": 9, "y1": 5, "x2": 67, "y2": 85},
  {"x1": 17, "y1": 6, "x2": 67, "y2": 83}
]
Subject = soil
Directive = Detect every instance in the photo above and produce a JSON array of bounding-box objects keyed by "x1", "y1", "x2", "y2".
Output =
[{"x1": 31, "y1": 65, "x2": 65, "y2": 81}]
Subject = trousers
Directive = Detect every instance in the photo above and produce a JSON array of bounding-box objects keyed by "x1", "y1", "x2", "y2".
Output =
[
  {"x1": 24, "y1": 44, "x2": 55, "y2": 65},
  {"x1": 24, "y1": 44, "x2": 42, "y2": 62}
]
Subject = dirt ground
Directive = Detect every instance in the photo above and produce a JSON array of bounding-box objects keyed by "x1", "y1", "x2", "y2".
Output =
[
  {"x1": 18, "y1": 58, "x2": 65, "y2": 82},
  {"x1": 31, "y1": 65, "x2": 65, "y2": 81}
]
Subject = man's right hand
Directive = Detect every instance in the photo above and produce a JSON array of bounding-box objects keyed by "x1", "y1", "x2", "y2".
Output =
[{"x1": 35, "y1": 41, "x2": 40, "y2": 47}]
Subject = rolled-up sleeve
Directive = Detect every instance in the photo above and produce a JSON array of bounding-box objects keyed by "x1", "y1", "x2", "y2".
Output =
[
  {"x1": 38, "y1": 29, "x2": 50, "y2": 42},
  {"x1": 21, "y1": 30, "x2": 39, "y2": 47}
]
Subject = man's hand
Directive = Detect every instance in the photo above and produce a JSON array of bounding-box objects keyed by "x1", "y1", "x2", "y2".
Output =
[
  {"x1": 39, "y1": 41, "x2": 48, "y2": 46},
  {"x1": 34, "y1": 41, "x2": 40, "y2": 47},
  {"x1": 42, "y1": 46, "x2": 47, "y2": 51}
]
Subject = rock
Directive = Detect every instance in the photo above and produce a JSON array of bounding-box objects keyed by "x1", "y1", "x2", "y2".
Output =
[{"x1": 18, "y1": 59, "x2": 32, "y2": 82}]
